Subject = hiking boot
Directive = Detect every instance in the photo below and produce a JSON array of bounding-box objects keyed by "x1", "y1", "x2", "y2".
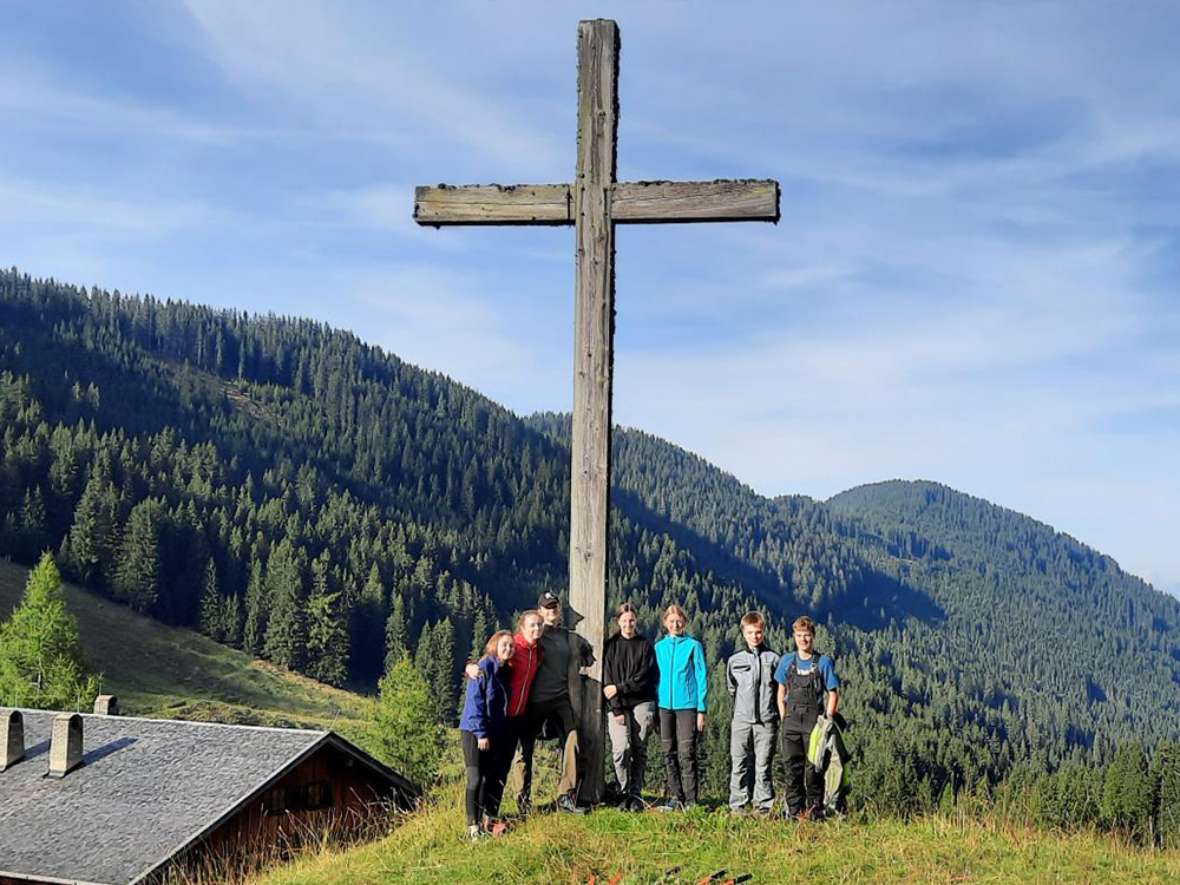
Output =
[
  {"x1": 657, "y1": 798, "x2": 686, "y2": 812},
  {"x1": 627, "y1": 796, "x2": 648, "y2": 813},
  {"x1": 556, "y1": 794, "x2": 586, "y2": 815},
  {"x1": 467, "y1": 824, "x2": 487, "y2": 841}
]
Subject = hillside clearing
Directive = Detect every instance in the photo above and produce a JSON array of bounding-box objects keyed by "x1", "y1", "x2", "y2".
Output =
[{"x1": 0, "y1": 559, "x2": 374, "y2": 736}]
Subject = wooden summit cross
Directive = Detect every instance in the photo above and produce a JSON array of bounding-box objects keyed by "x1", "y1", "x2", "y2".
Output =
[{"x1": 414, "y1": 19, "x2": 779, "y2": 804}]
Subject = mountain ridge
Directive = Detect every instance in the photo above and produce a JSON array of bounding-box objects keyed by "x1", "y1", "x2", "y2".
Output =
[{"x1": 2, "y1": 266, "x2": 1178, "y2": 805}]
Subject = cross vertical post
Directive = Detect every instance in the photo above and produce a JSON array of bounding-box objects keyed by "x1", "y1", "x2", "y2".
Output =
[
  {"x1": 568, "y1": 18, "x2": 618, "y2": 806},
  {"x1": 413, "y1": 17, "x2": 778, "y2": 806}
]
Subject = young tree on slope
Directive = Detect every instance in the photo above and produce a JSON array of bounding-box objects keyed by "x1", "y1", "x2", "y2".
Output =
[
  {"x1": 0, "y1": 552, "x2": 99, "y2": 709},
  {"x1": 367, "y1": 657, "x2": 443, "y2": 789}
]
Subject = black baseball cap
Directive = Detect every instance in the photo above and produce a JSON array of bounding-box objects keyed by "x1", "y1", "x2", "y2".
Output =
[{"x1": 537, "y1": 591, "x2": 562, "y2": 609}]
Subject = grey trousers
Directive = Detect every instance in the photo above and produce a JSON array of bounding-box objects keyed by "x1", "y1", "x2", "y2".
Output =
[
  {"x1": 607, "y1": 701, "x2": 656, "y2": 798},
  {"x1": 729, "y1": 719, "x2": 777, "y2": 810}
]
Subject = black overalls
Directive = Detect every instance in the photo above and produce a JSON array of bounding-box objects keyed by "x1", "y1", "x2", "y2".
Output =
[{"x1": 780, "y1": 656, "x2": 825, "y2": 815}]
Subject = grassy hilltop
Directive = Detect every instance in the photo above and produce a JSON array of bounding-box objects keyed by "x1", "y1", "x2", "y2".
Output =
[
  {"x1": 4, "y1": 557, "x2": 1179, "y2": 884},
  {"x1": 257, "y1": 785, "x2": 1180, "y2": 884},
  {"x1": 0, "y1": 559, "x2": 373, "y2": 736}
]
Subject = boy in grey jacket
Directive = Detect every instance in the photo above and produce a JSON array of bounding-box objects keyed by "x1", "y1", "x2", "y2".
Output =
[{"x1": 726, "y1": 611, "x2": 780, "y2": 813}]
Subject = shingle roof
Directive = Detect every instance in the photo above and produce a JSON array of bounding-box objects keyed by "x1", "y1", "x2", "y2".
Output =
[{"x1": 0, "y1": 709, "x2": 401, "y2": 885}]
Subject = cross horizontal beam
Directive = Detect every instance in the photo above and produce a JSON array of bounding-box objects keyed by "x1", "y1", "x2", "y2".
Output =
[{"x1": 413, "y1": 179, "x2": 779, "y2": 226}]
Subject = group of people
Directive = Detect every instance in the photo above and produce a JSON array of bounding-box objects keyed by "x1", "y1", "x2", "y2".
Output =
[{"x1": 458, "y1": 593, "x2": 839, "y2": 840}]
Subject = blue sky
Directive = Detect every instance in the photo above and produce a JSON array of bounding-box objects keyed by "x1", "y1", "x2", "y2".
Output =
[{"x1": 3, "y1": 1, "x2": 1179, "y2": 597}]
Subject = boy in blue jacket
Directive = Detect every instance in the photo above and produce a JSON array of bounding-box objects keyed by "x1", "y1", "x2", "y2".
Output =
[
  {"x1": 654, "y1": 604, "x2": 708, "y2": 809},
  {"x1": 459, "y1": 630, "x2": 515, "y2": 839},
  {"x1": 774, "y1": 616, "x2": 839, "y2": 820}
]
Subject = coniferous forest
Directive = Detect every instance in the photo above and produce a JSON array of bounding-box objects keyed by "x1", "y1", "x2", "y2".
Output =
[{"x1": 2, "y1": 267, "x2": 1180, "y2": 834}]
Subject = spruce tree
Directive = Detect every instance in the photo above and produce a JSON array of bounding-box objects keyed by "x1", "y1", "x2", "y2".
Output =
[
  {"x1": 351, "y1": 562, "x2": 385, "y2": 683},
  {"x1": 198, "y1": 559, "x2": 223, "y2": 641},
  {"x1": 0, "y1": 552, "x2": 100, "y2": 709},
  {"x1": 385, "y1": 594, "x2": 410, "y2": 671},
  {"x1": 468, "y1": 609, "x2": 488, "y2": 661},
  {"x1": 262, "y1": 539, "x2": 307, "y2": 669},
  {"x1": 1153, "y1": 742, "x2": 1180, "y2": 848},
  {"x1": 306, "y1": 551, "x2": 349, "y2": 686},
  {"x1": 413, "y1": 620, "x2": 441, "y2": 720},
  {"x1": 938, "y1": 779, "x2": 955, "y2": 815},
  {"x1": 413, "y1": 620, "x2": 435, "y2": 684},
  {"x1": 62, "y1": 462, "x2": 117, "y2": 586},
  {"x1": 113, "y1": 498, "x2": 161, "y2": 612},
  {"x1": 242, "y1": 555, "x2": 266, "y2": 655},
  {"x1": 431, "y1": 616, "x2": 456, "y2": 725},
  {"x1": 221, "y1": 591, "x2": 243, "y2": 648},
  {"x1": 1101, "y1": 741, "x2": 1153, "y2": 841},
  {"x1": 19, "y1": 486, "x2": 49, "y2": 560}
]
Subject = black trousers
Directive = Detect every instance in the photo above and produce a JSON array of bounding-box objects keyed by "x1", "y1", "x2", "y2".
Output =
[
  {"x1": 781, "y1": 724, "x2": 822, "y2": 814},
  {"x1": 461, "y1": 729, "x2": 512, "y2": 826},
  {"x1": 659, "y1": 708, "x2": 700, "y2": 805},
  {"x1": 515, "y1": 696, "x2": 578, "y2": 804}
]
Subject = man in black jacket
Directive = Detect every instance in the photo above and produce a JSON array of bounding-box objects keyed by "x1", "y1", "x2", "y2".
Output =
[
  {"x1": 511, "y1": 591, "x2": 594, "y2": 813},
  {"x1": 602, "y1": 602, "x2": 658, "y2": 810}
]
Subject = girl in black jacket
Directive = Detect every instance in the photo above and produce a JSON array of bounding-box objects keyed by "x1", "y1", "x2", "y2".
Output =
[{"x1": 602, "y1": 602, "x2": 658, "y2": 810}]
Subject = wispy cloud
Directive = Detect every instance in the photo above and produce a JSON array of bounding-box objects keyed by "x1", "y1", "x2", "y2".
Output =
[
  {"x1": 0, "y1": 177, "x2": 219, "y2": 235},
  {"x1": 180, "y1": 0, "x2": 568, "y2": 176},
  {"x1": 341, "y1": 264, "x2": 568, "y2": 411},
  {"x1": 3, "y1": 0, "x2": 1178, "y2": 592}
]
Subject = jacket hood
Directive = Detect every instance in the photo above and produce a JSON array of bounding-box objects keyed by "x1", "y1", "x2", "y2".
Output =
[{"x1": 514, "y1": 632, "x2": 540, "y2": 653}]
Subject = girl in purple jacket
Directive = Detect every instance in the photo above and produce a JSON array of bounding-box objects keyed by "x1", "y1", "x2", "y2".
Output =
[{"x1": 459, "y1": 630, "x2": 514, "y2": 839}]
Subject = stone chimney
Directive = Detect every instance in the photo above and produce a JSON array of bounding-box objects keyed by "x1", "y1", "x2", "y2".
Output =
[
  {"x1": 48, "y1": 713, "x2": 83, "y2": 778},
  {"x1": 1, "y1": 709, "x2": 23, "y2": 771},
  {"x1": 93, "y1": 695, "x2": 118, "y2": 716}
]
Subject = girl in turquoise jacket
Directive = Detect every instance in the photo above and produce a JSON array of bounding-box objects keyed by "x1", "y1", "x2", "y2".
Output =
[{"x1": 654, "y1": 604, "x2": 708, "y2": 807}]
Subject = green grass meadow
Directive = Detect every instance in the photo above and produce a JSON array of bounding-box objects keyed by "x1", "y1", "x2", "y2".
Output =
[
  {"x1": 258, "y1": 784, "x2": 1180, "y2": 884},
  {"x1": 0, "y1": 558, "x2": 374, "y2": 735}
]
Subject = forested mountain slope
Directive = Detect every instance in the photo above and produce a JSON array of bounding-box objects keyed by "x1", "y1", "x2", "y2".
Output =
[
  {"x1": 0, "y1": 268, "x2": 761, "y2": 689},
  {"x1": 528, "y1": 417, "x2": 1180, "y2": 794},
  {"x1": 2, "y1": 267, "x2": 1178, "y2": 805},
  {"x1": 827, "y1": 481, "x2": 1180, "y2": 766}
]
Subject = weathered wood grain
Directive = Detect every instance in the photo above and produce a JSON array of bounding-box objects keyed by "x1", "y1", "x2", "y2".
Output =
[
  {"x1": 413, "y1": 184, "x2": 571, "y2": 225},
  {"x1": 414, "y1": 180, "x2": 778, "y2": 225},
  {"x1": 569, "y1": 17, "x2": 617, "y2": 807},
  {"x1": 613, "y1": 179, "x2": 779, "y2": 223}
]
